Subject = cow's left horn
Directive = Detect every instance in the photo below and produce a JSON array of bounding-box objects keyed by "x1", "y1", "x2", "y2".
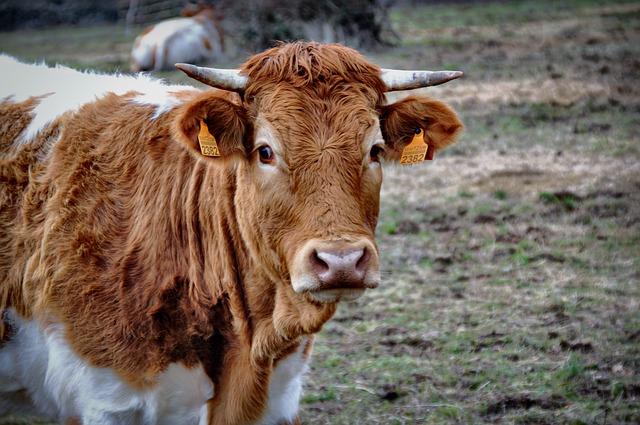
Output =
[
  {"x1": 381, "y1": 69, "x2": 463, "y2": 92},
  {"x1": 175, "y1": 63, "x2": 248, "y2": 92}
]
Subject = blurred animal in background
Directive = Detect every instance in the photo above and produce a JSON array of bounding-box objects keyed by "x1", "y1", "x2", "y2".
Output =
[{"x1": 130, "y1": 3, "x2": 224, "y2": 72}]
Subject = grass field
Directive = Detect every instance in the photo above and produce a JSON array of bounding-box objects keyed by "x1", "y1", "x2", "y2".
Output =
[{"x1": 1, "y1": 1, "x2": 639, "y2": 424}]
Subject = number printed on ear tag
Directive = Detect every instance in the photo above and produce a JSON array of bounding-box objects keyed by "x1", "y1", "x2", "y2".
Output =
[
  {"x1": 400, "y1": 128, "x2": 428, "y2": 165},
  {"x1": 198, "y1": 118, "x2": 221, "y2": 157}
]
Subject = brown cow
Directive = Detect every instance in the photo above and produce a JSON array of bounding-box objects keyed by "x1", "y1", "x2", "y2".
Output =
[{"x1": 0, "y1": 42, "x2": 462, "y2": 424}]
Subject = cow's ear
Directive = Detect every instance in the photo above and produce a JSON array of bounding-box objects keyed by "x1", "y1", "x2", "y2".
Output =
[
  {"x1": 380, "y1": 95, "x2": 463, "y2": 162},
  {"x1": 173, "y1": 91, "x2": 251, "y2": 161}
]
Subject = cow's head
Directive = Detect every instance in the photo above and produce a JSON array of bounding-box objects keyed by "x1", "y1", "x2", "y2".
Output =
[{"x1": 174, "y1": 42, "x2": 462, "y2": 309}]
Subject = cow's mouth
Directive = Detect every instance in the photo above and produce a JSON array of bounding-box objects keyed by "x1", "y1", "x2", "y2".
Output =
[{"x1": 307, "y1": 287, "x2": 369, "y2": 304}]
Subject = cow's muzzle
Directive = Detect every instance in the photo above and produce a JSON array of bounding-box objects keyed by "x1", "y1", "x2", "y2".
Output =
[{"x1": 290, "y1": 239, "x2": 380, "y2": 303}]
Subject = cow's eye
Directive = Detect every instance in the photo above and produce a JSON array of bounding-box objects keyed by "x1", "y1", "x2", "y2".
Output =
[
  {"x1": 258, "y1": 145, "x2": 274, "y2": 164},
  {"x1": 370, "y1": 145, "x2": 384, "y2": 163}
]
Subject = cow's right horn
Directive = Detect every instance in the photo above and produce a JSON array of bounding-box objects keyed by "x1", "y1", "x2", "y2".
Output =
[{"x1": 175, "y1": 63, "x2": 248, "y2": 92}]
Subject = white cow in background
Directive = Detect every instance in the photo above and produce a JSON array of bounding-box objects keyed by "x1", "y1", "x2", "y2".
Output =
[{"x1": 130, "y1": 3, "x2": 224, "y2": 72}]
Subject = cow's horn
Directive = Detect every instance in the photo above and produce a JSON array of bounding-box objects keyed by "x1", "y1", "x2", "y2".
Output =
[
  {"x1": 175, "y1": 63, "x2": 248, "y2": 92},
  {"x1": 381, "y1": 69, "x2": 463, "y2": 91}
]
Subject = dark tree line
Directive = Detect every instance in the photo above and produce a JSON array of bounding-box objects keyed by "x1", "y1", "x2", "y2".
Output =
[
  {"x1": 219, "y1": 0, "x2": 398, "y2": 51},
  {"x1": 0, "y1": 0, "x2": 118, "y2": 31},
  {"x1": 0, "y1": 0, "x2": 398, "y2": 51}
]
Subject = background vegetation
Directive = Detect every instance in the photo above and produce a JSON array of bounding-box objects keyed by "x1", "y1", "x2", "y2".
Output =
[{"x1": 1, "y1": 0, "x2": 638, "y2": 424}]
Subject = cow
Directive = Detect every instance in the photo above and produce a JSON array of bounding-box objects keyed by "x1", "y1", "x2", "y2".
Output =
[
  {"x1": 0, "y1": 42, "x2": 463, "y2": 424},
  {"x1": 130, "y1": 3, "x2": 225, "y2": 72}
]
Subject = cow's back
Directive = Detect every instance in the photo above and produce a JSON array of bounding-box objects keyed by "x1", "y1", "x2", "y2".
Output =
[{"x1": 0, "y1": 55, "x2": 199, "y2": 329}]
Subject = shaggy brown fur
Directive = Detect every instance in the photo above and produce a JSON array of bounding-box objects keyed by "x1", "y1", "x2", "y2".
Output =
[{"x1": 0, "y1": 42, "x2": 462, "y2": 424}]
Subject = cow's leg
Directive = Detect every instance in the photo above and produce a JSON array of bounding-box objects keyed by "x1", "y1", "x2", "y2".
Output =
[
  {"x1": 261, "y1": 336, "x2": 314, "y2": 425},
  {"x1": 0, "y1": 309, "x2": 56, "y2": 418},
  {"x1": 0, "y1": 387, "x2": 37, "y2": 416}
]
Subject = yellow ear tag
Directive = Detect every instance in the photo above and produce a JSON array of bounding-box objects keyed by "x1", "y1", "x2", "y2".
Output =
[
  {"x1": 400, "y1": 128, "x2": 429, "y2": 165},
  {"x1": 198, "y1": 118, "x2": 220, "y2": 157}
]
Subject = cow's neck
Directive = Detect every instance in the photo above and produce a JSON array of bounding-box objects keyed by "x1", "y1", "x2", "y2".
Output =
[
  {"x1": 194, "y1": 165, "x2": 336, "y2": 424},
  {"x1": 198, "y1": 165, "x2": 336, "y2": 357}
]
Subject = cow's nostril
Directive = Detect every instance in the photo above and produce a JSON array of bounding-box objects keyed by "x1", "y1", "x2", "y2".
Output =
[
  {"x1": 355, "y1": 247, "x2": 370, "y2": 273},
  {"x1": 310, "y1": 250, "x2": 330, "y2": 274}
]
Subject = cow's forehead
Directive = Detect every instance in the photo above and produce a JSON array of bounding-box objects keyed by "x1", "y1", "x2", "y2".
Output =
[
  {"x1": 241, "y1": 42, "x2": 387, "y2": 109},
  {"x1": 256, "y1": 83, "x2": 378, "y2": 131}
]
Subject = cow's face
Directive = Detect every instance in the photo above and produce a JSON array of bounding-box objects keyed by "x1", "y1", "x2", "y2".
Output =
[
  {"x1": 236, "y1": 79, "x2": 385, "y2": 304},
  {"x1": 173, "y1": 43, "x2": 463, "y2": 307}
]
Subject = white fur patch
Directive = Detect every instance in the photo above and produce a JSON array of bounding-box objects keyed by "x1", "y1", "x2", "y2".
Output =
[
  {"x1": 261, "y1": 337, "x2": 312, "y2": 425},
  {"x1": 0, "y1": 309, "x2": 212, "y2": 424},
  {"x1": 0, "y1": 55, "x2": 195, "y2": 144}
]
